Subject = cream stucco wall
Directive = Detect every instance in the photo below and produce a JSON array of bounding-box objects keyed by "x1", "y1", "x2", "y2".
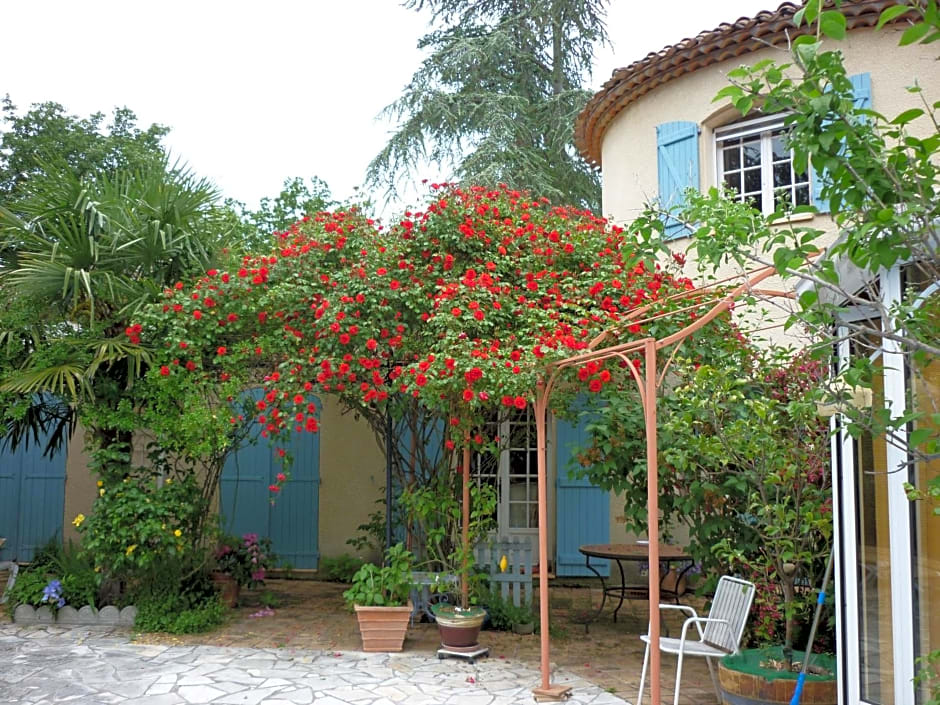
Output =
[
  {"x1": 316, "y1": 395, "x2": 385, "y2": 563},
  {"x1": 62, "y1": 427, "x2": 94, "y2": 545},
  {"x1": 594, "y1": 24, "x2": 940, "y2": 547}
]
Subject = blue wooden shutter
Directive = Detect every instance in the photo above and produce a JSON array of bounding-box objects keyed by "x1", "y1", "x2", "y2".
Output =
[
  {"x1": 555, "y1": 409, "x2": 609, "y2": 577},
  {"x1": 270, "y1": 396, "x2": 320, "y2": 569},
  {"x1": 656, "y1": 121, "x2": 700, "y2": 240},
  {"x1": 0, "y1": 434, "x2": 67, "y2": 562},
  {"x1": 812, "y1": 72, "x2": 872, "y2": 214},
  {"x1": 220, "y1": 389, "x2": 321, "y2": 569}
]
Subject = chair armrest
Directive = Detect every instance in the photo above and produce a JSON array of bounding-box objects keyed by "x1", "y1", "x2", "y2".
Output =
[
  {"x1": 658, "y1": 603, "x2": 699, "y2": 618},
  {"x1": 680, "y1": 616, "x2": 730, "y2": 645}
]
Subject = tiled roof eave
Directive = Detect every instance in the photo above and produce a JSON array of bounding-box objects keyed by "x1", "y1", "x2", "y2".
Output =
[{"x1": 576, "y1": 0, "x2": 895, "y2": 168}]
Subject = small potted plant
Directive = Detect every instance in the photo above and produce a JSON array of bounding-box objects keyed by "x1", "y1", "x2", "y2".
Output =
[
  {"x1": 213, "y1": 533, "x2": 273, "y2": 607},
  {"x1": 343, "y1": 543, "x2": 415, "y2": 652}
]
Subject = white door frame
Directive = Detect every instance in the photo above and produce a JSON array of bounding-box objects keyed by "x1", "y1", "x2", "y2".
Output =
[{"x1": 834, "y1": 265, "x2": 916, "y2": 705}]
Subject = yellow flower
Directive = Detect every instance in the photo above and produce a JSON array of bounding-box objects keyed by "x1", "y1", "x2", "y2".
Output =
[
  {"x1": 99, "y1": 488, "x2": 105, "y2": 496},
  {"x1": 72, "y1": 513, "x2": 86, "y2": 527},
  {"x1": 174, "y1": 529, "x2": 182, "y2": 538},
  {"x1": 165, "y1": 478, "x2": 172, "y2": 485},
  {"x1": 96, "y1": 480, "x2": 103, "y2": 488},
  {"x1": 125, "y1": 544, "x2": 137, "y2": 556}
]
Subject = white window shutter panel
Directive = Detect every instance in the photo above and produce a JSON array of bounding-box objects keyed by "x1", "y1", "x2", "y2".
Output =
[{"x1": 656, "y1": 121, "x2": 699, "y2": 240}]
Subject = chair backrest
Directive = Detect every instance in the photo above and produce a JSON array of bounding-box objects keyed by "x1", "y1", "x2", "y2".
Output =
[{"x1": 702, "y1": 576, "x2": 756, "y2": 653}]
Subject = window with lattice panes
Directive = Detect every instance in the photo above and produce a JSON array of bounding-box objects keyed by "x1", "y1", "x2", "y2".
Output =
[
  {"x1": 470, "y1": 407, "x2": 539, "y2": 535},
  {"x1": 715, "y1": 114, "x2": 811, "y2": 216}
]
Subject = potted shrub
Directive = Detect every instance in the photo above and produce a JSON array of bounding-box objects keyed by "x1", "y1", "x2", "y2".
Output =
[
  {"x1": 399, "y1": 476, "x2": 497, "y2": 654},
  {"x1": 663, "y1": 352, "x2": 837, "y2": 704},
  {"x1": 213, "y1": 533, "x2": 273, "y2": 607},
  {"x1": 343, "y1": 543, "x2": 415, "y2": 652}
]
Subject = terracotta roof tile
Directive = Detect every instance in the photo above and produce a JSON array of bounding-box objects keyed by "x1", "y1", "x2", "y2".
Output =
[{"x1": 575, "y1": 0, "x2": 897, "y2": 167}]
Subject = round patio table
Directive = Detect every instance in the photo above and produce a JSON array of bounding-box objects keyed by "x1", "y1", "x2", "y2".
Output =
[{"x1": 578, "y1": 543, "x2": 694, "y2": 624}]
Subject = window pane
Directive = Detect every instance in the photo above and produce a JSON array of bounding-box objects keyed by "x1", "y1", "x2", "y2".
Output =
[
  {"x1": 911, "y1": 348, "x2": 940, "y2": 705},
  {"x1": 773, "y1": 162, "x2": 792, "y2": 188},
  {"x1": 771, "y1": 135, "x2": 789, "y2": 161},
  {"x1": 856, "y1": 354, "x2": 895, "y2": 705},
  {"x1": 722, "y1": 145, "x2": 741, "y2": 171},
  {"x1": 509, "y1": 502, "x2": 526, "y2": 528},
  {"x1": 746, "y1": 193, "x2": 763, "y2": 213},
  {"x1": 744, "y1": 168, "x2": 762, "y2": 194},
  {"x1": 743, "y1": 140, "x2": 761, "y2": 167},
  {"x1": 795, "y1": 185, "x2": 810, "y2": 206},
  {"x1": 723, "y1": 172, "x2": 741, "y2": 196}
]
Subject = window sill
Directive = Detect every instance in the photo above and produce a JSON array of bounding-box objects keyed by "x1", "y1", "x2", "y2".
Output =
[{"x1": 769, "y1": 211, "x2": 816, "y2": 226}]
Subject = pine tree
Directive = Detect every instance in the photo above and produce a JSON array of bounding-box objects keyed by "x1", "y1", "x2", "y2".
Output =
[{"x1": 367, "y1": 0, "x2": 608, "y2": 211}]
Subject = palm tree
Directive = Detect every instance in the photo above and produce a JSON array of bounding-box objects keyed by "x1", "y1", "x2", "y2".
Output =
[{"x1": 0, "y1": 158, "x2": 233, "y2": 462}]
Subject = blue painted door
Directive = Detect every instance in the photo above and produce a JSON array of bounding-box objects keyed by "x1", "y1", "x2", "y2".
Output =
[
  {"x1": 220, "y1": 391, "x2": 320, "y2": 569},
  {"x1": 555, "y1": 409, "x2": 609, "y2": 577},
  {"x1": 0, "y1": 435, "x2": 67, "y2": 562}
]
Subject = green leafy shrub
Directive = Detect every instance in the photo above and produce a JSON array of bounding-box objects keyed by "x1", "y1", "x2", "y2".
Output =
[
  {"x1": 4, "y1": 539, "x2": 99, "y2": 614},
  {"x1": 135, "y1": 592, "x2": 225, "y2": 634},
  {"x1": 320, "y1": 554, "x2": 364, "y2": 583},
  {"x1": 259, "y1": 590, "x2": 281, "y2": 608},
  {"x1": 133, "y1": 565, "x2": 224, "y2": 634},
  {"x1": 343, "y1": 543, "x2": 414, "y2": 607},
  {"x1": 481, "y1": 589, "x2": 534, "y2": 631},
  {"x1": 4, "y1": 569, "x2": 49, "y2": 613}
]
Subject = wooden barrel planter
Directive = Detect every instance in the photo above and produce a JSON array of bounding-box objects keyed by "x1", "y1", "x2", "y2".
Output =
[{"x1": 719, "y1": 648, "x2": 837, "y2": 705}]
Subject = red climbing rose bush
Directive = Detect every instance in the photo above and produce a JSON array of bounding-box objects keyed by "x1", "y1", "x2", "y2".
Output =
[{"x1": 132, "y1": 183, "x2": 703, "y2": 493}]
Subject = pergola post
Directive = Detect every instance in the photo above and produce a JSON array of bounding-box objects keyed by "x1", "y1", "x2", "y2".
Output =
[
  {"x1": 533, "y1": 379, "x2": 571, "y2": 700},
  {"x1": 643, "y1": 339, "x2": 662, "y2": 705},
  {"x1": 527, "y1": 264, "x2": 786, "y2": 703}
]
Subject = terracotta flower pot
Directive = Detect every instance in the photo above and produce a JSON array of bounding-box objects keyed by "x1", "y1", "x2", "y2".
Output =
[
  {"x1": 211, "y1": 571, "x2": 240, "y2": 608},
  {"x1": 353, "y1": 601, "x2": 413, "y2": 652}
]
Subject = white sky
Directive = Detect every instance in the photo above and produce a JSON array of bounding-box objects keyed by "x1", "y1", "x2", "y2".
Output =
[{"x1": 3, "y1": 0, "x2": 771, "y2": 214}]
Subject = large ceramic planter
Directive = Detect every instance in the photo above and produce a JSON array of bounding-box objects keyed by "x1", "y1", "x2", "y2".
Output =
[
  {"x1": 431, "y1": 604, "x2": 486, "y2": 648},
  {"x1": 719, "y1": 648, "x2": 837, "y2": 705},
  {"x1": 211, "y1": 572, "x2": 240, "y2": 608},
  {"x1": 353, "y1": 601, "x2": 413, "y2": 652}
]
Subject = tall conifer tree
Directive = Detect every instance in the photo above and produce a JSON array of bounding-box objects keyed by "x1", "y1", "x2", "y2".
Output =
[{"x1": 367, "y1": 0, "x2": 608, "y2": 211}]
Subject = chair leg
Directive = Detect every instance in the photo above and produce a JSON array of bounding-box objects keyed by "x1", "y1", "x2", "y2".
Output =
[
  {"x1": 673, "y1": 648, "x2": 684, "y2": 705},
  {"x1": 706, "y1": 656, "x2": 721, "y2": 703},
  {"x1": 637, "y1": 639, "x2": 650, "y2": 705}
]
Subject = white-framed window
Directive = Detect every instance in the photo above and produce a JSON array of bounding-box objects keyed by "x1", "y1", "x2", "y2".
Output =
[
  {"x1": 715, "y1": 113, "x2": 811, "y2": 216},
  {"x1": 471, "y1": 408, "x2": 539, "y2": 536}
]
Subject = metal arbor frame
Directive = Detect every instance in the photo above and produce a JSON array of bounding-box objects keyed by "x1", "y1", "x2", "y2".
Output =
[{"x1": 526, "y1": 263, "x2": 789, "y2": 702}]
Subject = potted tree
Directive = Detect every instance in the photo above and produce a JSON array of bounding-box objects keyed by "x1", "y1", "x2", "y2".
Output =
[
  {"x1": 662, "y1": 352, "x2": 837, "y2": 704},
  {"x1": 399, "y1": 461, "x2": 497, "y2": 657},
  {"x1": 343, "y1": 543, "x2": 415, "y2": 652}
]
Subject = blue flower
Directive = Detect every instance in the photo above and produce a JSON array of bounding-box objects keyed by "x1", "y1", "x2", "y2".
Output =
[{"x1": 41, "y1": 579, "x2": 65, "y2": 608}]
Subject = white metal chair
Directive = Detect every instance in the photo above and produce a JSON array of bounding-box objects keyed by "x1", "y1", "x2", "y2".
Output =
[{"x1": 636, "y1": 575, "x2": 755, "y2": 705}]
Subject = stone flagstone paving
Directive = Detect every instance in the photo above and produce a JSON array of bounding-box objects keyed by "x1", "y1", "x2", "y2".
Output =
[{"x1": 0, "y1": 624, "x2": 631, "y2": 705}]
